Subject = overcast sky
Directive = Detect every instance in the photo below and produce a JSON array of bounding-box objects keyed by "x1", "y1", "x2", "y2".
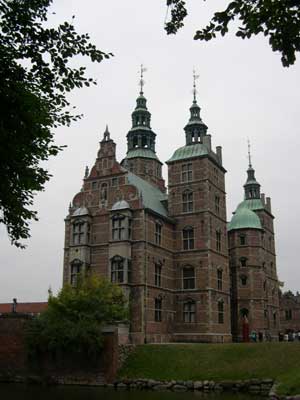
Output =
[{"x1": 1, "y1": 0, "x2": 300, "y2": 302}]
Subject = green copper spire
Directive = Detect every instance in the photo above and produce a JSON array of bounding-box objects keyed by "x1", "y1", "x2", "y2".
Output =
[
  {"x1": 244, "y1": 140, "x2": 261, "y2": 200},
  {"x1": 184, "y1": 70, "x2": 208, "y2": 145},
  {"x1": 126, "y1": 65, "x2": 156, "y2": 153}
]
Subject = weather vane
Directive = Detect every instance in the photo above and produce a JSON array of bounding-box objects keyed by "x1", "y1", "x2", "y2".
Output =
[
  {"x1": 247, "y1": 138, "x2": 252, "y2": 168},
  {"x1": 193, "y1": 68, "x2": 199, "y2": 102},
  {"x1": 139, "y1": 64, "x2": 147, "y2": 95}
]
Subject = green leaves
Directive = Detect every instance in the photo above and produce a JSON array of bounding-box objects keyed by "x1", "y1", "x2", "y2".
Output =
[
  {"x1": 26, "y1": 275, "x2": 128, "y2": 358},
  {"x1": 164, "y1": 0, "x2": 300, "y2": 67},
  {"x1": 0, "y1": 0, "x2": 112, "y2": 247}
]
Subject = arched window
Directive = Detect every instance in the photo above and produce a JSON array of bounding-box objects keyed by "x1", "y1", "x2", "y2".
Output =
[
  {"x1": 100, "y1": 183, "x2": 108, "y2": 201},
  {"x1": 182, "y1": 226, "x2": 194, "y2": 250},
  {"x1": 240, "y1": 257, "x2": 248, "y2": 267},
  {"x1": 183, "y1": 301, "x2": 196, "y2": 323},
  {"x1": 240, "y1": 275, "x2": 248, "y2": 286},
  {"x1": 183, "y1": 267, "x2": 195, "y2": 290},
  {"x1": 70, "y1": 259, "x2": 83, "y2": 286},
  {"x1": 182, "y1": 190, "x2": 193, "y2": 212},
  {"x1": 240, "y1": 308, "x2": 249, "y2": 318},
  {"x1": 111, "y1": 256, "x2": 124, "y2": 283},
  {"x1": 218, "y1": 300, "x2": 224, "y2": 324},
  {"x1": 217, "y1": 269, "x2": 223, "y2": 290}
]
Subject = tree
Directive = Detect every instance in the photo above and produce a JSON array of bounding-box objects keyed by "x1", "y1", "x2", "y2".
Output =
[
  {"x1": 165, "y1": 0, "x2": 300, "y2": 67},
  {"x1": 0, "y1": 0, "x2": 112, "y2": 247},
  {"x1": 26, "y1": 275, "x2": 128, "y2": 358}
]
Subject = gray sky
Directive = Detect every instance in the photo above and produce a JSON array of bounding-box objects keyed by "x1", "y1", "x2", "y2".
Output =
[{"x1": 1, "y1": 0, "x2": 300, "y2": 302}]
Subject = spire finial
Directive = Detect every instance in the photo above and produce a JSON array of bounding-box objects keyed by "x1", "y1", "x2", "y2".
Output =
[
  {"x1": 103, "y1": 124, "x2": 110, "y2": 141},
  {"x1": 193, "y1": 68, "x2": 199, "y2": 103},
  {"x1": 139, "y1": 64, "x2": 147, "y2": 95},
  {"x1": 247, "y1": 138, "x2": 252, "y2": 168}
]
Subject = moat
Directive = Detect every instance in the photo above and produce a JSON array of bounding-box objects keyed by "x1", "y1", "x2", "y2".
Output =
[{"x1": 0, "y1": 384, "x2": 264, "y2": 400}]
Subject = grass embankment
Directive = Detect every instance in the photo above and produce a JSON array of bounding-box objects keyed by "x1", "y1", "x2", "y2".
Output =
[{"x1": 119, "y1": 343, "x2": 300, "y2": 396}]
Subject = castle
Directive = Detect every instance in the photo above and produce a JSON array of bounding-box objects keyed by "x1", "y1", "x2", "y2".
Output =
[{"x1": 63, "y1": 73, "x2": 280, "y2": 343}]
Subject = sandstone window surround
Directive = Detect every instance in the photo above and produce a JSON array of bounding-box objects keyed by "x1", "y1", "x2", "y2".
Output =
[
  {"x1": 218, "y1": 299, "x2": 224, "y2": 324},
  {"x1": 217, "y1": 268, "x2": 223, "y2": 290},
  {"x1": 72, "y1": 220, "x2": 90, "y2": 245},
  {"x1": 154, "y1": 263, "x2": 162, "y2": 287},
  {"x1": 182, "y1": 266, "x2": 195, "y2": 290},
  {"x1": 183, "y1": 300, "x2": 196, "y2": 323},
  {"x1": 155, "y1": 221, "x2": 162, "y2": 246},
  {"x1": 182, "y1": 190, "x2": 193, "y2": 213},
  {"x1": 154, "y1": 297, "x2": 162, "y2": 322},
  {"x1": 110, "y1": 255, "x2": 131, "y2": 284},
  {"x1": 182, "y1": 226, "x2": 194, "y2": 250},
  {"x1": 181, "y1": 163, "x2": 193, "y2": 182},
  {"x1": 70, "y1": 259, "x2": 83, "y2": 286}
]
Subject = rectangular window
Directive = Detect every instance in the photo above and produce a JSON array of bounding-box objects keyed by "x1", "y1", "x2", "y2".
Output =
[
  {"x1": 73, "y1": 222, "x2": 84, "y2": 245},
  {"x1": 111, "y1": 257, "x2": 124, "y2": 283},
  {"x1": 216, "y1": 230, "x2": 221, "y2": 251},
  {"x1": 183, "y1": 228, "x2": 194, "y2": 250},
  {"x1": 155, "y1": 264, "x2": 162, "y2": 287},
  {"x1": 240, "y1": 258, "x2": 247, "y2": 267},
  {"x1": 285, "y1": 309, "x2": 292, "y2": 320},
  {"x1": 111, "y1": 177, "x2": 118, "y2": 187},
  {"x1": 182, "y1": 191, "x2": 193, "y2": 213},
  {"x1": 92, "y1": 181, "x2": 98, "y2": 190},
  {"x1": 155, "y1": 298, "x2": 162, "y2": 322},
  {"x1": 70, "y1": 263, "x2": 82, "y2": 286},
  {"x1": 112, "y1": 216, "x2": 125, "y2": 240},
  {"x1": 240, "y1": 235, "x2": 246, "y2": 245},
  {"x1": 217, "y1": 269, "x2": 223, "y2": 290},
  {"x1": 183, "y1": 302, "x2": 196, "y2": 323},
  {"x1": 215, "y1": 195, "x2": 220, "y2": 214},
  {"x1": 155, "y1": 223, "x2": 162, "y2": 246},
  {"x1": 218, "y1": 301, "x2": 224, "y2": 324},
  {"x1": 183, "y1": 267, "x2": 195, "y2": 290},
  {"x1": 182, "y1": 163, "x2": 193, "y2": 182}
]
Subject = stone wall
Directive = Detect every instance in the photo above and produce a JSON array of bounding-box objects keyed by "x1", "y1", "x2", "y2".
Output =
[{"x1": 0, "y1": 315, "x2": 128, "y2": 384}]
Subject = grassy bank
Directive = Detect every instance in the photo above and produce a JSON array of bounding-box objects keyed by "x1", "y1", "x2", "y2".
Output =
[{"x1": 119, "y1": 343, "x2": 300, "y2": 396}]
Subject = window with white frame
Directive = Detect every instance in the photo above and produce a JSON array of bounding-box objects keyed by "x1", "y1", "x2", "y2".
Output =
[
  {"x1": 112, "y1": 214, "x2": 125, "y2": 240},
  {"x1": 183, "y1": 227, "x2": 194, "y2": 250},
  {"x1": 182, "y1": 190, "x2": 193, "y2": 213},
  {"x1": 182, "y1": 163, "x2": 193, "y2": 182}
]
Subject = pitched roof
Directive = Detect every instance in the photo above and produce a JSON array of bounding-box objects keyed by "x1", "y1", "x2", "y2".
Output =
[
  {"x1": 127, "y1": 172, "x2": 168, "y2": 218},
  {"x1": 0, "y1": 302, "x2": 48, "y2": 314}
]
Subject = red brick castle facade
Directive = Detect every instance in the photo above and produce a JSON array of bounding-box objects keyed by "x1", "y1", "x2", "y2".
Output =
[{"x1": 63, "y1": 77, "x2": 280, "y2": 343}]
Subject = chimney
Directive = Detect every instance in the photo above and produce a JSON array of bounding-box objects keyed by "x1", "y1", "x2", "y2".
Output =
[
  {"x1": 261, "y1": 193, "x2": 265, "y2": 206},
  {"x1": 12, "y1": 298, "x2": 17, "y2": 313},
  {"x1": 266, "y1": 197, "x2": 272, "y2": 213},
  {"x1": 202, "y1": 134, "x2": 212, "y2": 151}
]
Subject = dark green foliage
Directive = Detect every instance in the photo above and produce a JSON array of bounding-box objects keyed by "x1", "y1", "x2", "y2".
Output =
[
  {"x1": 165, "y1": 0, "x2": 300, "y2": 67},
  {"x1": 0, "y1": 0, "x2": 112, "y2": 247},
  {"x1": 26, "y1": 275, "x2": 128, "y2": 359}
]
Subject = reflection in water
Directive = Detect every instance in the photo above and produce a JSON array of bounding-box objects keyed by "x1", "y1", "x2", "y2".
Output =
[{"x1": 0, "y1": 384, "x2": 264, "y2": 400}]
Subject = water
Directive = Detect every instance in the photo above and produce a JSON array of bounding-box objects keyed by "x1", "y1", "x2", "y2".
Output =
[{"x1": 0, "y1": 384, "x2": 264, "y2": 400}]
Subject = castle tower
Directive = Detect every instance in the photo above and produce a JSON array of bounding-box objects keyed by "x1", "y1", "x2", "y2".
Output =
[
  {"x1": 166, "y1": 73, "x2": 231, "y2": 342},
  {"x1": 121, "y1": 66, "x2": 165, "y2": 192},
  {"x1": 228, "y1": 144, "x2": 280, "y2": 341}
]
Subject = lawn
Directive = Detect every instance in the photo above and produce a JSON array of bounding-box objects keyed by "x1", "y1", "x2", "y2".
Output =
[{"x1": 119, "y1": 343, "x2": 300, "y2": 396}]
